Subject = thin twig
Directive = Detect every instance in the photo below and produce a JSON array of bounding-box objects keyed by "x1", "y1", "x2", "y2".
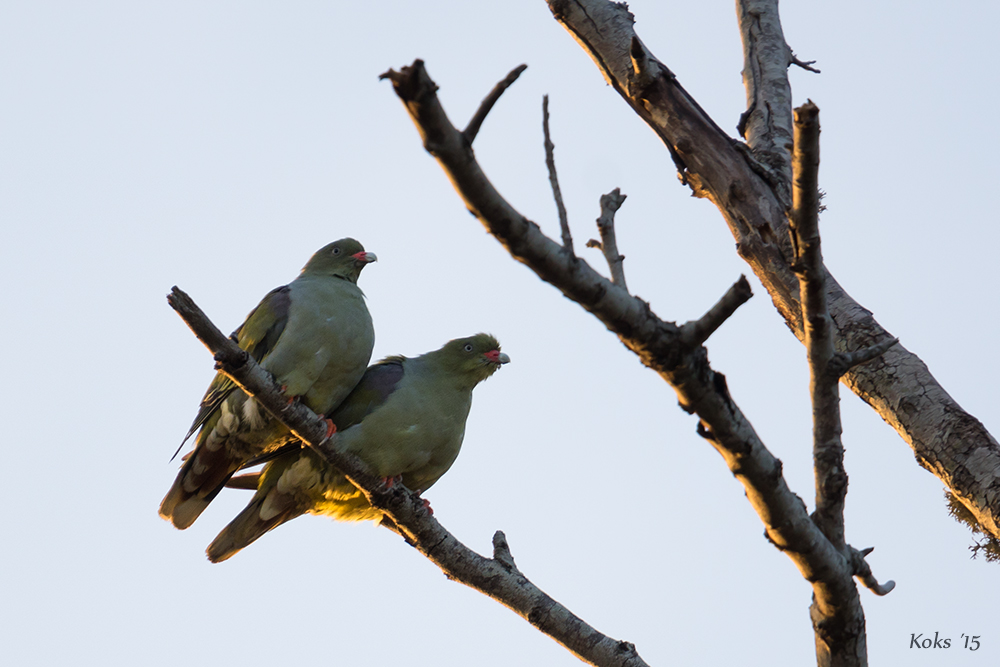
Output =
[
  {"x1": 462, "y1": 64, "x2": 527, "y2": 144},
  {"x1": 543, "y1": 95, "x2": 573, "y2": 253},
  {"x1": 830, "y1": 337, "x2": 899, "y2": 378},
  {"x1": 790, "y1": 49, "x2": 821, "y2": 73},
  {"x1": 593, "y1": 188, "x2": 628, "y2": 290},
  {"x1": 678, "y1": 275, "x2": 753, "y2": 349}
]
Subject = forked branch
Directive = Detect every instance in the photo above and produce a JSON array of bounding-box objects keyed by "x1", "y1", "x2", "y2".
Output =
[
  {"x1": 587, "y1": 188, "x2": 628, "y2": 290},
  {"x1": 546, "y1": 0, "x2": 1000, "y2": 547},
  {"x1": 383, "y1": 59, "x2": 891, "y2": 667}
]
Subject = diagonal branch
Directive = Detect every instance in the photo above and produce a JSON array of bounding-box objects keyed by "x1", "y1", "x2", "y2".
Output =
[
  {"x1": 542, "y1": 95, "x2": 574, "y2": 252},
  {"x1": 166, "y1": 286, "x2": 647, "y2": 667},
  {"x1": 678, "y1": 275, "x2": 753, "y2": 349},
  {"x1": 546, "y1": 0, "x2": 1000, "y2": 546},
  {"x1": 463, "y1": 64, "x2": 527, "y2": 144},
  {"x1": 382, "y1": 60, "x2": 890, "y2": 666}
]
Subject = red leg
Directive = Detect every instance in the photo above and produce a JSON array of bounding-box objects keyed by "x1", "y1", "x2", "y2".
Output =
[
  {"x1": 381, "y1": 474, "x2": 403, "y2": 489},
  {"x1": 317, "y1": 415, "x2": 336, "y2": 439}
]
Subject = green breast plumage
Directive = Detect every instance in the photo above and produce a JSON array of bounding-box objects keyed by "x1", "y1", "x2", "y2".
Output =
[{"x1": 262, "y1": 274, "x2": 375, "y2": 414}]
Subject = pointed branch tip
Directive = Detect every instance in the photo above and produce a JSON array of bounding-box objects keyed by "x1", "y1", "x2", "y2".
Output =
[
  {"x1": 463, "y1": 64, "x2": 528, "y2": 144},
  {"x1": 543, "y1": 95, "x2": 573, "y2": 253},
  {"x1": 790, "y1": 51, "x2": 821, "y2": 74}
]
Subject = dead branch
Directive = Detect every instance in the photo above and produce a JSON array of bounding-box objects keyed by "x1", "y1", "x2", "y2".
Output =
[
  {"x1": 542, "y1": 95, "x2": 574, "y2": 252},
  {"x1": 546, "y1": 0, "x2": 1000, "y2": 546},
  {"x1": 789, "y1": 101, "x2": 893, "y2": 667},
  {"x1": 678, "y1": 276, "x2": 753, "y2": 349},
  {"x1": 591, "y1": 188, "x2": 628, "y2": 290},
  {"x1": 788, "y1": 101, "x2": 845, "y2": 547},
  {"x1": 735, "y1": 0, "x2": 801, "y2": 199},
  {"x1": 382, "y1": 60, "x2": 889, "y2": 667},
  {"x1": 463, "y1": 64, "x2": 527, "y2": 144},
  {"x1": 167, "y1": 285, "x2": 647, "y2": 667}
]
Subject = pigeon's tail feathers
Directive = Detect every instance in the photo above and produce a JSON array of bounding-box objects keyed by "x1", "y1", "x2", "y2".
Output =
[
  {"x1": 206, "y1": 490, "x2": 305, "y2": 563},
  {"x1": 159, "y1": 440, "x2": 241, "y2": 529}
]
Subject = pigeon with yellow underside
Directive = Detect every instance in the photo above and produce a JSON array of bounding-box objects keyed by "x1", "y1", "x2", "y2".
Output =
[
  {"x1": 207, "y1": 333, "x2": 509, "y2": 562},
  {"x1": 160, "y1": 238, "x2": 376, "y2": 530}
]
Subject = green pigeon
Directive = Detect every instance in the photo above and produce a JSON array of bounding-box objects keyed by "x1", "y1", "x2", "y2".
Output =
[
  {"x1": 206, "y1": 333, "x2": 509, "y2": 562},
  {"x1": 159, "y1": 238, "x2": 377, "y2": 530}
]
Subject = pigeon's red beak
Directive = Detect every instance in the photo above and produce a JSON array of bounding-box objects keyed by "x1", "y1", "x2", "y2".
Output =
[
  {"x1": 353, "y1": 251, "x2": 377, "y2": 264},
  {"x1": 484, "y1": 350, "x2": 511, "y2": 365}
]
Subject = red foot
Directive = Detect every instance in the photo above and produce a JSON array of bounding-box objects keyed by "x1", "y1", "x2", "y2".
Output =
[
  {"x1": 280, "y1": 385, "x2": 298, "y2": 406},
  {"x1": 381, "y1": 475, "x2": 403, "y2": 489},
  {"x1": 421, "y1": 498, "x2": 434, "y2": 516},
  {"x1": 316, "y1": 415, "x2": 336, "y2": 439}
]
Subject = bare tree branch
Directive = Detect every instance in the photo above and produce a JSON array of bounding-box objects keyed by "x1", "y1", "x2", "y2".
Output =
[
  {"x1": 546, "y1": 0, "x2": 1000, "y2": 545},
  {"x1": 734, "y1": 0, "x2": 809, "y2": 202},
  {"x1": 463, "y1": 64, "x2": 527, "y2": 144},
  {"x1": 678, "y1": 275, "x2": 753, "y2": 349},
  {"x1": 589, "y1": 188, "x2": 628, "y2": 290},
  {"x1": 789, "y1": 101, "x2": 894, "y2": 667},
  {"x1": 382, "y1": 60, "x2": 892, "y2": 666},
  {"x1": 788, "y1": 101, "x2": 844, "y2": 548},
  {"x1": 831, "y1": 338, "x2": 899, "y2": 378},
  {"x1": 166, "y1": 285, "x2": 647, "y2": 667},
  {"x1": 542, "y1": 95, "x2": 574, "y2": 252},
  {"x1": 850, "y1": 546, "x2": 895, "y2": 596},
  {"x1": 790, "y1": 50, "x2": 821, "y2": 74}
]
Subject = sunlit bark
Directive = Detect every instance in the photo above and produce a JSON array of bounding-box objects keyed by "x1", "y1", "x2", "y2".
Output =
[{"x1": 546, "y1": 0, "x2": 1000, "y2": 546}]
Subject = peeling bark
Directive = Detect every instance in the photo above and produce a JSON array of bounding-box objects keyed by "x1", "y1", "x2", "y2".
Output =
[{"x1": 546, "y1": 0, "x2": 1000, "y2": 545}]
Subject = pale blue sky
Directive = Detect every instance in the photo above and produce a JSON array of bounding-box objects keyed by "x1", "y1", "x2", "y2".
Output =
[{"x1": 2, "y1": 1, "x2": 997, "y2": 665}]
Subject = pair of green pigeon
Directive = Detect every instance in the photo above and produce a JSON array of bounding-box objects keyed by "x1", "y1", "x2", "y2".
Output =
[{"x1": 159, "y1": 238, "x2": 509, "y2": 563}]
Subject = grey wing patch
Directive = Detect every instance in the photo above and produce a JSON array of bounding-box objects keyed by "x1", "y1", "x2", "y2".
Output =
[
  {"x1": 328, "y1": 359, "x2": 405, "y2": 431},
  {"x1": 237, "y1": 285, "x2": 293, "y2": 364},
  {"x1": 171, "y1": 285, "x2": 292, "y2": 461},
  {"x1": 237, "y1": 361, "x2": 406, "y2": 470},
  {"x1": 361, "y1": 360, "x2": 406, "y2": 410}
]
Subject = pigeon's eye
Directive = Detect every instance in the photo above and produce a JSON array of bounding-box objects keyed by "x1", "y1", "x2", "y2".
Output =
[
  {"x1": 332, "y1": 247, "x2": 342, "y2": 256},
  {"x1": 463, "y1": 343, "x2": 474, "y2": 353}
]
